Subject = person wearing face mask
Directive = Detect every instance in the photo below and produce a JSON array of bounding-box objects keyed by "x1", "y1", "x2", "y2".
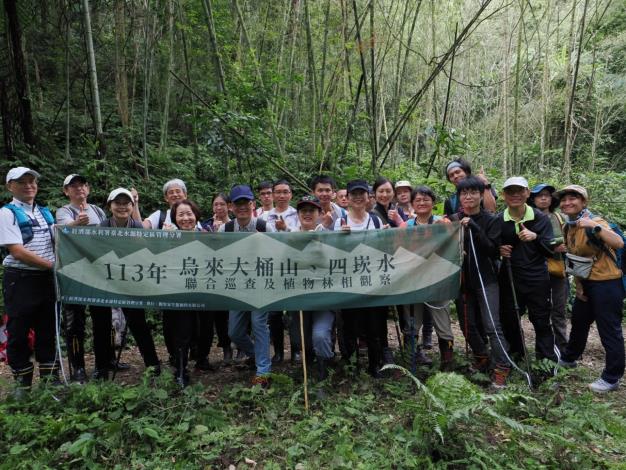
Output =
[
  {"x1": 89, "y1": 188, "x2": 161, "y2": 380},
  {"x1": 496, "y1": 177, "x2": 557, "y2": 364},
  {"x1": 555, "y1": 185, "x2": 625, "y2": 393}
]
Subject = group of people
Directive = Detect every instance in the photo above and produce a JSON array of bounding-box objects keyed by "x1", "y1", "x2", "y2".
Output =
[{"x1": 1, "y1": 158, "x2": 624, "y2": 396}]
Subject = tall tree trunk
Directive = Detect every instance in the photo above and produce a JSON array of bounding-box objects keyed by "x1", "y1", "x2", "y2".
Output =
[
  {"x1": 202, "y1": 0, "x2": 227, "y2": 94},
  {"x1": 4, "y1": 0, "x2": 36, "y2": 146},
  {"x1": 65, "y1": 0, "x2": 71, "y2": 160},
  {"x1": 160, "y1": 0, "x2": 175, "y2": 152},
  {"x1": 511, "y1": 0, "x2": 526, "y2": 174},
  {"x1": 539, "y1": 0, "x2": 553, "y2": 168},
  {"x1": 114, "y1": 0, "x2": 130, "y2": 127},
  {"x1": 303, "y1": 0, "x2": 319, "y2": 159},
  {"x1": 82, "y1": 0, "x2": 104, "y2": 155}
]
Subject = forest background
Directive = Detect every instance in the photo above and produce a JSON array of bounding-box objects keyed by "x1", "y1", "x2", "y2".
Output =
[
  {"x1": 1, "y1": 0, "x2": 625, "y2": 224},
  {"x1": 2, "y1": 1, "x2": 626, "y2": 468}
]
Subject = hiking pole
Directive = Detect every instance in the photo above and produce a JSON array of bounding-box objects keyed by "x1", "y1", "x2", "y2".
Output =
[
  {"x1": 61, "y1": 304, "x2": 73, "y2": 382},
  {"x1": 504, "y1": 257, "x2": 532, "y2": 379},
  {"x1": 409, "y1": 304, "x2": 417, "y2": 375},
  {"x1": 112, "y1": 320, "x2": 129, "y2": 382}
]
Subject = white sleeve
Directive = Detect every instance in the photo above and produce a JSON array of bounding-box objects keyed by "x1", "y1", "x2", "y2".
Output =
[
  {"x1": 145, "y1": 210, "x2": 161, "y2": 229},
  {"x1": 0, "y1": 208, "x2": 24, "y2": 246}
]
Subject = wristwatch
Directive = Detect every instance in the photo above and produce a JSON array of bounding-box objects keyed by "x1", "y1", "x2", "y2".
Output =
[{"x1": 592, "y1": 225, "x2": 602, "y2": 234}]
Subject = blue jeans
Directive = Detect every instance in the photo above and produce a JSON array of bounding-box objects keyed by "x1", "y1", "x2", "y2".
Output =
[
  {"x1": 563, "y1": 278, "x2": 625, "y2": 384},
  {"x1": 229, "y1": 311, "x2": 271, "y2": 376},
  {"x1": 301, "y1": 311, "x2": 335, "y2": 359}
]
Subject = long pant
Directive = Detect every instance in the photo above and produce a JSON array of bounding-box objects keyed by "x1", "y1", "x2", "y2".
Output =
[
  {"x1": 162, "y1": 310, "x2": 176, "y2": 358},
  {"x1": 229, "y1": 310, "x2": 271, "y2": 376},
  {"x1": 422, "y1": 307, "x2": 434, "y2": 338},
  {"x1": 549, "y1": 275, "x2": 569, "y2": 352},
  {"x1": 402, "y1": 302, "x2": 454, "y2": 342},
  {"x1": 459, "y1": 283, "x2": 510, "y2": 366},
  {"x1": 91, "y1": 306, "x2": 159, "y2": 371},
  {"x1": 562, "y1": 278, "x2": 625, "y2": 384},
  {"x1": 334, "y1": 310, "x2": 349, "y2": 358},
  {"x1": 3, "y1": 268, "x2": 56, "y2": 371},
  {"x1": 64, "y1": 304, "x2": 87, "y2": 370},
  {"x1": 212, "y1": 311, "x2": 230, "y2": 348},
  {"x1": 499, "y1": 273, "x2": 557, "y2": 361},
  {"x1": 172, "y1": 310, "x2": 197, "y2": 372},
  {"x1": 300, "y1": 311, "x2": 335, "y2": 360},
  {"x1": 342, "y1": 307, "x2": 386, "y2": 374},
  {"x1": 269, "y1": 311, "x2": 300, "y2": 355}
]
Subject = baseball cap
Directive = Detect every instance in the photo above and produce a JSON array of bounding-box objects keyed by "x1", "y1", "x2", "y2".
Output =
[
  {"x1": 230, "y1": 184, "x2": 255, "y2": 202},
  {"x1": 530, "y1": 183, "x2": 555, "y2": 195},
  {"x1": 297, "y1": 196, "x2": 322, "y2": 210},
  {"x1": 347, "y1": 179, "x2": 369, "y2": 193},
  {"x1": 502, "y1": 176, "x2": 529, "y2": 189},
  {"x1": 6, "y1": 167, "x2": 41, "y2": 183},
  {"x1": 395, "y1": 180, "x2": 412, "y2": 190},
  {"x1": 63, "y1": 174, "x2": 87, "y2": 187},
  {"x1": 107, "y1": 188, "x2": 134, "y2": 204},
  {"x1": 554, "y1": 184, "x2": 588, "y2": 201}
]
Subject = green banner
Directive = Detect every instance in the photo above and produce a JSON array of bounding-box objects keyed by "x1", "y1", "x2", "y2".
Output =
[{"x1": 55, "y1": 224, "x2": 462, "y2": 311}]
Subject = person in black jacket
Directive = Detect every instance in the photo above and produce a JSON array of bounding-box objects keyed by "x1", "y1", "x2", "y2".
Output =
[
  {"x1": 90, "y1": 188, "x2": 160, "y2": 380},
  {"x1": 496, "y1": 177, "x2": 557, "y2": 362},
  {"x1": 450, "y1": 177, "x2": 512, "y2": 387}
]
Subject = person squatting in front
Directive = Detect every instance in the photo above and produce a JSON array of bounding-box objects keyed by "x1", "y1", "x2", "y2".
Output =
[
  {"x1": 89, "y1": 188, "x2": 161, "y2": 380},
  {"x1": 449, "y1": 177, "x2": 512, "y2": 388},
  {"x1": 0, "y1": 167, "x2": 58, "y2": 395},
  {"x1": 556, "y1": 185, "x2": 625, "y2": 393},
  {"x1": 496, "y1": 177, "x2": 557, "y2": 364},
  {"x1": 219, "y1": 184, "x2": 273, "y2": 387}
]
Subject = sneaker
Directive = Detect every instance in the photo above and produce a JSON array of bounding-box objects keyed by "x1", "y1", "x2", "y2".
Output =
[
  {"x1": 291, "y1": 352, "x2": 302, "y2": 363},
  {"x1": 194, "y1": 358, "x2": 216, "y2": 372},
  {"x1": 588, "y1": 378, "x2": 619, "y2": 393},
  {"x1": 223, "y1": 346, "x2": 233, "y2": 364},
  {"x1": 251, "y1": 375, "x2": 271, "y2": 389},
  {"x1": 415, "y1": 348, "x2": 433, "y2": 366},
  {"x1": 558, "y1": 359, "x2": 577, "y2": 369},
  {"x1": 271, "y1": 352, "x2": 284, "y2": 364},
  {"x1": 70, "y1": 367, "x2": 88, "y2": 384},
  {"x1": 382, "y1": 348, "x2": 395, "y2": 365},
  {"x1": 470, "y1": 354, "x2": 489, "y2": 374}
]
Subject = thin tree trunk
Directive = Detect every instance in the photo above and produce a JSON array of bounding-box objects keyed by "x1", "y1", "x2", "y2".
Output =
[
  {"x1": 4, "y1": 0, "x2": 36, "y2": 146},
  {"x1": 562, "y1": 0, "x2": 590, "y2": 181},
  {"x1": 114, "y1": 0, "x2": 130, "y2": 127},
  {"x1": 539, "y1": 0, "x2": 553, "y2": 168},
  {"x1": 65, "y1": 0, "x2": 71, "y2": 160},
  {"x1": 303, "y1": 0, "x2": 319, "y2": 158},
  {"x1": 512, "y1": 0, "x2": 526, "y2": 174},
  {"x1": 82, "y1": 0, "x2": 104, "y2": 156},
  {"x1": 160, "y1": 0, "x2": 175, "y2": 152},
  {"x1": 202, "y1": 0, "x2": 227, "y2": 94}
]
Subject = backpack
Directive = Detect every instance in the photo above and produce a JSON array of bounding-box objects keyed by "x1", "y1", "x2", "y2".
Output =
[
  {"x1": 340, "y1": 213, "x2": 381, "y2": 229},
  {"x1": 64, "y1": 204, "x2": 105, "y2": 224},
  {"x1": 224, "y1": 218, "x2": 267, "y2": 232},
  {"x1": 565, "y1": 217, "x2": 626, "y2": 290},
  {"x1": 4, "y1": 203, "x2": 54, "y2": 244},
  {"x1": 158, "y1": 210, "x2": 167, "y2": 229}
]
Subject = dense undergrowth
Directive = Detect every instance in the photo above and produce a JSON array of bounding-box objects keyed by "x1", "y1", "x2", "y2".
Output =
[{"x1": 1, "y1": 363, "x2": 625, "y2": 469}]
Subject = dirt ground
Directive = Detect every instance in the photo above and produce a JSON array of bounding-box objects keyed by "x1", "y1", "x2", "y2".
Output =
[{"x1": 1, "y1": 315, "x2": 625, "y2": 398}]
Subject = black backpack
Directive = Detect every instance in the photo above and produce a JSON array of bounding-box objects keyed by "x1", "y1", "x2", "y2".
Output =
[{"x1": 224, "y1": 219, "x2": 267, "y2": 232}]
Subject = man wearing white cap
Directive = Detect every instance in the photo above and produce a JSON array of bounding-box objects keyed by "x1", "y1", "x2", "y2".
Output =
[
  {"x1": 0, "y1": 167, "x2": 58, "y2": 394},
  {"x1": 496, "y1": 176, "x2": 557, "y2": 363}
]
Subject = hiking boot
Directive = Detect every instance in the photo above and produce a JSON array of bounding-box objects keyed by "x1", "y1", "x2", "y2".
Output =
[
  {"x1": 39, "y1": 362, "x2": 62, "y2": 386},
  {"x1": 439, "y1": 338, "x2": 455, "y2": 372},
  {"x1": 251, "y1": 375, "x2": 271, "y2": 389},
  {"x1": 92, "y1": 368, "x2": 110, "y2": 381},
  {"x1": 223, "y1": 345, "x2": 233, "y2": 364},
  {"x1": 175, "y1": 369, "x2": 190, "y2": 388},
  {"x1": 235, "y1": 349, "x2": 247, "y2": 361},
  {"x1": 271, "y1": 352, "x2": 284, "y2": 364},
  {"x1": 108, "y1": 360, "x2": 131, "y2": 371},
  {"x1": 291, "y1": 351, "x2": 302, "y2": 363},
  {"x1": 194, "y1": 358, "x2": 216, "y2": 372},
  {"x1": 558, "y1": 358, "x2": 577, "y2": 369},
  {"x1": 415, "y1": 348, "x2": 433, "y2": 366},
  {"x1": 491, "y1": 365, "x2": 511, "y2": 389},
  {"x1": 12, "y1": 365, "x2": 34, "y2": 399},
  {"x1": 470, "y1": 354, "x2": 490, "y2": 373},
  {"x1": 70, "y1": 367, "x2": 88, "y2": 384},
  {"x1": 589, "y1": 378, "x2": 619, "y2": 393}
]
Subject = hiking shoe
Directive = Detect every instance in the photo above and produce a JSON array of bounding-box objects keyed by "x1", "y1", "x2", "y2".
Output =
[
  {"x1": 415, "y1": 348, "x2": 433, "y2": 366},
  {"x1": 589, "y1": 378, "x2": 619, "y2": 393},
  {"x1": 558, "y1": 359, "x2": 577, "y2": 369},
  {"x1": 70, "y1": 367, "x2": 88, "y2": 384},
  {"x1": 271, "y1": 352, "x2": 284, "y2": 364},
  {"x1": 251, "y1": 375, "x2": 271, "y2": 389},
  {"x1": 108, "y1": 360, "x2": 131, "y2": 371},
  {"x1": 194, "y1": 358, "x2": 216, "y2": 372},
  {"x1": 491, "y1": 366, "x2": 511, "y2": 390},
  {"x1": 382, "y1": 348, "x2": 395, "y2": 365},
  {"x1": 223, "y1": 346, "x2": 233, "y2": 364},
  {"x1": 291, "y1": 352, "x2": 302, "y2": 363},
  {"x1": 470, "y1": 354, "x2": 489, "y2": 374}
]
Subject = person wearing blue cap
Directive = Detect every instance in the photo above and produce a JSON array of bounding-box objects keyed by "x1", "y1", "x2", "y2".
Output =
[
  {"x1": 219, "y1": 184, "x2": 274, "y2": 387},
  {"x1": 529, "y1": 183, "x2": 569, "y2": 353}
]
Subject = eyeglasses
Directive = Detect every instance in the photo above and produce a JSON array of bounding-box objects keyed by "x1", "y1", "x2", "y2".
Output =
[{"x1": 459, "y1": 190, "x2": 481, "y2": 198}]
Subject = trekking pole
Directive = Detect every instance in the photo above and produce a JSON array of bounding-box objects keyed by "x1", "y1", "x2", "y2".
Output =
[
  {"x1": 61, "y1": 305, "x2": 73, "y2": 381},
  {"x1": 409, "y1": 304, "x2": 417, "y2": 375},
  {"x1": 111, "y1": 321, "x2": 129, "y2": 382},
  {"x1": 504, "y1": 257, "x2": 532, "y2": 377}
]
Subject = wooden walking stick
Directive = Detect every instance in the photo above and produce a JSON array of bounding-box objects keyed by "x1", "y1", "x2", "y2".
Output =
[{"x1": 299, "y1": 310, "x2": 309, "y2": 412}]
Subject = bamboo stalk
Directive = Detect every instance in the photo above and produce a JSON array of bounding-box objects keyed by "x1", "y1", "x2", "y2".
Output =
[{"x1": 299, "y1": 310, "x2": 309, "y2": 412}]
